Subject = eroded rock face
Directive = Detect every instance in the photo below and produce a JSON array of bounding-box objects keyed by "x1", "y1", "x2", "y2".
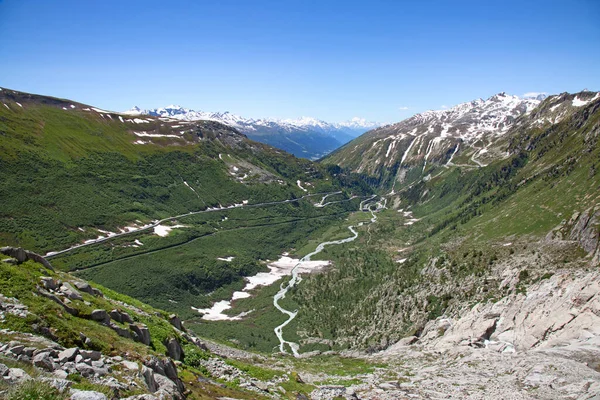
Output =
[
  {"x1": 548, "y1": 207, "x2": 600, "y2": 265},
  {"x1": 417, "y1": 269, "x2": 600, "y2": 353}
]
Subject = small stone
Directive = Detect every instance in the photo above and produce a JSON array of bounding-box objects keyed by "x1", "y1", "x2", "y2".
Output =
[
  {"x1": 40, "y1": 276, "x2": 59, "y2": 290},
  {"x1": 75, "y1": 354, "x2": 84, "y2": 363},
  {"x1": 40, "y1": 377, "x2": 72, "y2": 393},
  {"x1": 60, "y1": 282, "x2": 83, "y2": 300},
  {"x1": 92, "y1": 360, "x2": 104, "y2": 368},
  {"x1": 252, "y1": 381, "x2": 269, "y2": 391},
  {"x1": 0, "y1": 363, "x2": 9, "y2": 376},
  {"x1": 74, "y1": 281, "x2": 93, "y2": 294}
]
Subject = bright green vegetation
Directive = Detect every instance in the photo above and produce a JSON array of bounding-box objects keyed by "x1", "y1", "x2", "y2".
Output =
[
  {"x1": 4, "y1": 379, "x2": 67, "y2": 400},
  {"x1": 0, "y1": 89, "x2": 373, "y2": 331}
]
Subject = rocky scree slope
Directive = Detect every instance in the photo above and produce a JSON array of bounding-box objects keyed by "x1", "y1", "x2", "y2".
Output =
[{"x1": 129, "y1": 105, "x2": 380, "y2": 160}]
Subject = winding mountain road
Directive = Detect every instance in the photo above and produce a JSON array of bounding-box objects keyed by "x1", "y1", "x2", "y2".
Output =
[{"x1": 46, "y1": 191, "x2": 345, "y2": 258}]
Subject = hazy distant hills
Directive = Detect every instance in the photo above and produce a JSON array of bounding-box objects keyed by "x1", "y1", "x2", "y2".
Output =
[{"x1": 126, "y1": 105, "x2": 381, "y2": 159}]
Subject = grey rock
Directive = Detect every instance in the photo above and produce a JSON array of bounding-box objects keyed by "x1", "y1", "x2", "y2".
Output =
[
  {"x1": 92, "y1": 366, "x2": 109, "y2": 376},
  {"x1": 70, "y1": 390, "x2": 107, "y2": 400},
  {"x1": 0, "y1": 363, "x2": 8, "y2": 376},
  {"x1": 75, "y1": 354, "x2": 84, "y2": 363},
  {"x1": 144, "y1": 356, "x2": 165, "y2": 376},
  {"x1": 90, "y1": 309, "x2": 108, "y2": 322},
  {"x1": 91, "y1": 360, "x2": 104, "y2": 368},
  {"x1": 17, "y1": 354, "x2": 31, "y2": 363},
  {"x1": 5, "y1": 368, "x2": 31, "y2": 383},
  {"x1": 37, "y1": 288, "x2": 79, "y2": 316},
  {"x1": 8, "y1": 344, "x2": 24, "y2": 355},
  {"x1": 109, "y1": 309, "x2": 133, "y2": 323},
  {"x1": 53, "y1": 369, "x2": 69, "y2": 379},
  {"x1": 252, "y1": 380, "x2": 269, "y2": 391},
  {"x1": 75, "y1": 362, "x2": 95, "y2": 377},
  {"x1": 33, "y1": 347, "x2": 58, "y2": 357},
  {"x1": 165, "y1": 337, "x2": 183, "y2": 361},
  {"x1": 80, "y1": 349, "x2": 101, "y2": 361},
  {"x1": 22, "y1": 347, "x2": 36, "y2": 357},
  {"x1": 398, "y1": 336, "x2": 419, "y2": 346},
  {"x1": 121, "y1": 360, "x2": 139, "y2": 371},
  {"x1": 40, "y1": 276, "x2": 60, "y2": 290},
  {"x1": 0, "y1": 247, "x2": 54, "y2": 270},
  {"x1": 161, "y1": 358, "x2": 179, "y2": 382},
  {"x1": 32, "y1": 351, "x2": 55, "y2": 371},
  {"x1": 141, "y1": 365, "x2": 158, "y2": 392},
  {"x1": 130, "y1": 323, "x2": 151, "y2": 345},
  {"x1": 109, "y1": 309, "x2": 123, "y2": 322},
  {"x1": 57, "y1": 347, "x2": 79, "y2": 363},
  {"x1": 74, "y1": 281, "x2": 93, "y2": 294},
  {"x1": 40, "y1": 377, "x2": 72, "y2": 393},
  {"x1": 154, "y1": 374, "x2": 181, "y2": 398},
  {"x1": 168, "y1": 314, "x2": 184, "y2": 331},
  {"x1": 107, "y1": 321, "x2": 131, "y2": 338},
  {"x1": 60, "y1": 282, "x2": 83, "y2": 300}
]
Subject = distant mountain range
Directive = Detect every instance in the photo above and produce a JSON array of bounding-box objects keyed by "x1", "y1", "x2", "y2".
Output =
[{"x1": 124, "y1": 105, "x2": 381, "y2": 159}]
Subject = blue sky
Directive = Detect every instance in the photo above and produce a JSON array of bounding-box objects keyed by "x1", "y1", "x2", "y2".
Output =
[{"x1": 0, "y1": 0, "x2": 599, "y2": 122}]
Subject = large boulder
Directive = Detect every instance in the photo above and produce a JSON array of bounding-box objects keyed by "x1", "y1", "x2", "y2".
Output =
[
  {"x1": 130, "y1": 324, "x2": 151, "y2": 345},
  {"x1": 90, "y1": 309, "x2": 109, "y2": 322},
  {"x1": 57, "y1": 347, "x2": 79, "y2": 363},
  {"x1": 32, "y1": 352, "x2": 55, "y2": 371},
  {"x1": 168, "y1": 314, "x2": 184, "y2": 331},
  {"x1": 165, "y1": 337, "x2": 184, "y2": 361},
  {"x1": 70, "y1": 390, "x2": 107, "y2": 400}
]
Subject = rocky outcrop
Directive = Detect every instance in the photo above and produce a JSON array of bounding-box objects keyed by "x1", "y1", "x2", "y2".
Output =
[
  {"x1": 165, "y1": 337, "x2": 184, "y2": 361},
  {"x1": 0, "y1": 247, "x2": 54, "y2": 270},
  {"x1": 547, "y1": 206, "x2": 600, "y2": 265},
  {"x1": 130, "y1": 324, "x2": 151, "y2": 345},
  {"x1": 416, "y1": 270, "x2": 600, "y2": 352}
]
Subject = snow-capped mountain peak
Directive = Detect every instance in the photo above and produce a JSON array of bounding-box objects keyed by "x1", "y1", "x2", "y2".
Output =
[{"x1": 124, "y1": 104, "x2": 383, "y2": 159}]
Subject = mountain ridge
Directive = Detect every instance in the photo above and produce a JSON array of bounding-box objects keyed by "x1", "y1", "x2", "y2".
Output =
[{"x1": 125, "y1": 104, "x2": 381, "y2": 159}]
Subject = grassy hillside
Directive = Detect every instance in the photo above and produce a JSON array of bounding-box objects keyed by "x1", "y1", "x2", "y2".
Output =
[{"x1": 0, "y1": 88, "x2": 373, "y2": 328}]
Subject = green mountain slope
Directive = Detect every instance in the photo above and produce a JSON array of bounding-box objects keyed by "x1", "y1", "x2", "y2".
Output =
[
  {"x1": 0, "y1": 87, "x2": 371, "y2": 320},
  {"x1": 289, "y1": 91, "x2": 600, "y2": 349}
]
